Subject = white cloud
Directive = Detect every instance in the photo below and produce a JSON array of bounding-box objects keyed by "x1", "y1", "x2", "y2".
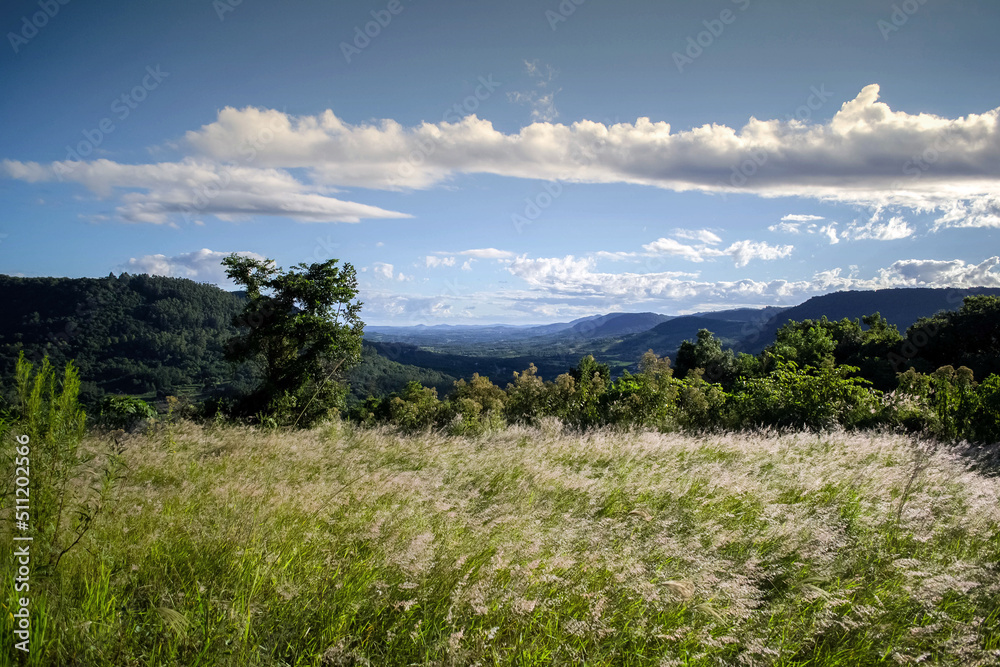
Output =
[
  {"x1": 0, "y1": 158, "x2": 410, "y2": 224},
  {"x1": 769, "y1": 221, "x2": 803, "y2": 234},
  {"x1": 7, "y1": 85, "x2": 1000, "y2": 227},
  {"x1": 461, "y1": 260, "x2": 473, "y2": 271},
  {"x1": 933, "y1": 195, "x2": 1000, "y2": 230},
  {"x1": 641, "y1": 237, "x2": 716, "y2": 262},
  {"x1": 174, "y1": 85, "x2": 1000, "y2": 222},
  {"x1": 844, "y1": 215, "x2": 914, "y2": 241},
  {"x1": 425, "y1": 255, "x2": 456, "y2": 268},
  {"x1": 456, "y1": 248, "x2": 515, "y2": 259},
  {"x1": 724, "y1": 240, "x2": 794, "y2": 268},
  {"x1": 373, "y1": 262, "x2": 394, "y2": 279},
  {"x1": 781, "y1": 214, "x2": 825, "y2": 222},
  {"x1": 508, "y1": 60, "x2": 560, "y2": 122},
  {"x1": 504, "y1": 253, "x2": 1000, "y2": 313},
  {"x1": 119, "y1": 248, "x2": 266, "y2": 284},
  {"x1": 642, "y1": 234, "x2": 791, "y2": 267},
  {"x1": 673, "y1": 228, "x2": 722, "y2": 245},
  {"x1": 821, "y1": 223, "x2": 840, "y2": 244}
]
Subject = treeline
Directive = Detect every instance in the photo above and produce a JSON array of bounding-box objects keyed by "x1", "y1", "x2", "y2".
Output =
[
  {"x1": 0, "y1": 273, "x2": 251, "y2": 402},
  {"x1": 350, "y1": 296, "x2": 1000, "y2": 443},
  {"x1": 0, "y1": 274, "x2": 455, "y2": 406}
]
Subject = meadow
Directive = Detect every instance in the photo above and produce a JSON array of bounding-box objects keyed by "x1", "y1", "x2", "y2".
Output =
[{"x1": 4, "y1": 420, "x2": 999, "y2": 666}]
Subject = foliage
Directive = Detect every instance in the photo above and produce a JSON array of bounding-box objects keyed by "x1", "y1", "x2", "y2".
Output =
[
  {"x1": 898, "y1": 295, "x2": 1000, "y2": 380},
  {"x1": 730, "y1": 358, "x2": 881, "y2": 431},
  {"x1": 0, "y1": 273, "x2": 251, "y2": 402},
  {"x1": 387, "y1": 381, "x2": 443, "y2": 432},
  {"x1": 222, "y1": 254, "x2": 364, "y2": 427},
  {"x1": 600, "y1": 351, "x2": 677, "y2": 429},
  {"x1": 4, "y1": 353, "x2": 122, "y2": 573},
  {"x1": 442, "y1": 373, "x2": 507, "y2": 436},
  {"x1": 96, "y1": 395, "x2": 158, "y2": 431},
  {"x1": 675, "y1": 328, "x2": 737, "y2": 386}
]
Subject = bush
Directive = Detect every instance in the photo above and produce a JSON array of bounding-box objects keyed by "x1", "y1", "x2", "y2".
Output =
[
  {"x1": 97, "y1": 395, "x2": 158, "y2": 431},
  {"x1": 387, "y1": 381, "x2": 442, "y2": 432},
  {"x1": 729, "y1": 359, "x2": 881, "y2": 431},
  {"x1": 601, "y1": 351, "x2": 678, "y2": 429},
  {"x1": 7, "y1": 353, "x2": 122, "y2": 572}
]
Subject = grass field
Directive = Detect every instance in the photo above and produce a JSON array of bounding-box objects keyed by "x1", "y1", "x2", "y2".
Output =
[{"x1": 3, "y1": 421, "x2": 1000, "y2": 665}]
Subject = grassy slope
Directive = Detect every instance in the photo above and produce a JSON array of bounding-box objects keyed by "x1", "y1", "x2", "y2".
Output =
[{"x1": 4, "y1": 424, "x2": 1000, "y2": 666}]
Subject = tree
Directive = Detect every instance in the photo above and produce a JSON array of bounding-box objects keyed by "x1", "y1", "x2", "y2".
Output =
[
  {"x1": 222, "y1": 254, "x2": 364, "y2": 426},
  {"x1": 675, "y1": 329, "x2": 737, "y2": 386}
]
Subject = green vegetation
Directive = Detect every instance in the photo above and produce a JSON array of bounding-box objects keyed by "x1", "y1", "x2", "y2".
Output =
[
  {"x1": 2, "y1": 274, "x2": 1000, "y2": 665},
  {"x1": 2, "y1": 421, "x2": 998, "y2": 665},
  {"x1": 221, "y1": 255, "x2": 364, "y2": 427}
]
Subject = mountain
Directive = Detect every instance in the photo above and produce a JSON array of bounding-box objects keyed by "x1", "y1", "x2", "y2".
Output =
[
  {"x1": 739, "y1": 287, "x2": 1000, "y2": 353},
  {"x1": 557, "y1": 312, "x2": 674, "y2": 339},
  {"x1": 691, "y1": 306, "x2": 789, "y2": 323},
  {"x1": 606, "y1": 316, "x2": 750, "y2": 362}
]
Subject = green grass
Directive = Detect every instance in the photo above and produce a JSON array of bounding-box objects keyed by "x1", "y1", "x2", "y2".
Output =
[{"x1": 2, "y1": 422, "x2": 999, "y2": 665}]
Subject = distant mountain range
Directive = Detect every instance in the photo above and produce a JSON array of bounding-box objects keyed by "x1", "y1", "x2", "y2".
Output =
[
  {"x1": 368, "y1": 288, "x2": 1000, "y2": 371},
  {"x1": 4, "y1": 274, "x2": 998, "y2": 401}
]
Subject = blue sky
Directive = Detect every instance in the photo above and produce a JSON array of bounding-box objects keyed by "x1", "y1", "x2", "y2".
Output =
[{"x1": 2, "y1": 0, "x2": 999, "y2": 324}]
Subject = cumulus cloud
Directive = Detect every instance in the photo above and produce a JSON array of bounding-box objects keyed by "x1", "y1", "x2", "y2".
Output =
[
  {"x1": 176, "y1": 85, "x2": 1000, "y2": 221},
  {"x1": 641, "y1": 233, "x2": 791, "y2": 267},
  {"x1": 7, "y1": 85, "x2": 999, "y2": 226},
  {"x1": 425, "y1": 255, "x2": 456, "y2": 268},
  {"x1": 844, "y1": 215, "x2": 914, "y2": 241},
  {"x1": 119, "y1": 248, "x2": 266, "y2": 284},
  {"x1": 725, "y1": 240, "x2": 795, "y2": 268},
  {"x1": 642, "y1": 237, "x2": 718, "y2": 262},
  {"x1": 373, "y1": 262, "x2": 395, "y2": 279},
  {"x1": 673, "y1": 228, "x2": 723, "y2": 244}
]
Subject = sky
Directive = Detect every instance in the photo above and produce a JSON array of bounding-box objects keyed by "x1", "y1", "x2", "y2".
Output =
[{"x1": 2, "y1": 0, "x2": 999, "y2": 325}]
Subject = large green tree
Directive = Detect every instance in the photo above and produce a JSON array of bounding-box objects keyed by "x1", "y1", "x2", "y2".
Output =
[{"x1": 222, "y1": 254, "x2": 364, "y2": 426}]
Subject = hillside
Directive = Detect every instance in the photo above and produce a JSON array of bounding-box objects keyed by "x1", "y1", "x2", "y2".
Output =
[
  {"x1": 606, "y1": 316, "x2": 750, "y2": 361},
  {"x1": 739, "y1": 287, "x2": 1000, "y2": 353},
  {"x1": 0, "y1": 274, "x2": 461, "y2": 406}
]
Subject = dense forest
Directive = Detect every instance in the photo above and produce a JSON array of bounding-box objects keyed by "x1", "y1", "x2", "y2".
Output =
[{"x1": 0, "y1": 273, "x2": 453, "y2": 407}]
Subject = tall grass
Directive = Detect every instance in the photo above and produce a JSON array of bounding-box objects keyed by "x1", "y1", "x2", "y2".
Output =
[{"x1": 3, "y1": 420, "x2": 999, "y2": 665}]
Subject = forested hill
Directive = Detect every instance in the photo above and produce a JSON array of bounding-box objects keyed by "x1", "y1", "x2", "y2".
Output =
[
  {"x1": 0, "y1": 273, "x2": 454, "y2": 405},
  {"x1": 740, "y1": 287, "x2": 1000, "y2": 353},
  {"x1": 0, "y1": 273, "x2": 246, "y2": 401}
]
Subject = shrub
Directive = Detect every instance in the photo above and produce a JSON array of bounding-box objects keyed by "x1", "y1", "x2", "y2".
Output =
[
  {"x1": 8, "y1": 353, "x2": 123, "y2": 572},
  {"x1": 729, "y1": 359, "x2": 881, "y2": 431},
  {"x1": 443, "y1": 374, "x2": 506, "y2": 436},
  {"x1": 97, "y1": 395, "x2": 158, "y2": 431},
  {"x1": 387, "y1": 381, "x2": 442, "y2": 432},
  {"x1": 505, "y1": 364, "x2": 547, "y2": 425},
  {"x1": 601, "y1": 351, "x2": 678, "y2": 429}
]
